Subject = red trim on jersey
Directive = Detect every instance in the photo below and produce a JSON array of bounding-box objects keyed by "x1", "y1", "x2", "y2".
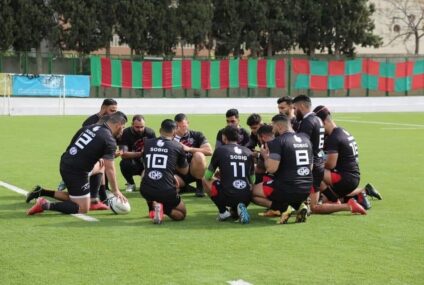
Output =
[
  {"x1": 211, "y1": 181, "x2": 219, "y2": 197},
  {"x1": 263, "y1": 183, "x2": 274, "y2": 198},
  {"x1": 331, "y1": 171, "x2": 342, "y2": 184},
  {"x1": 263, "y1": 175, "x2": 273, "y2": 183}
]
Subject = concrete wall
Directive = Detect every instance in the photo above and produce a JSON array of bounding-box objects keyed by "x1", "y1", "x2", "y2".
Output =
[{"x1": 1, "y1": 96, "x2": 423, "y2": 116}]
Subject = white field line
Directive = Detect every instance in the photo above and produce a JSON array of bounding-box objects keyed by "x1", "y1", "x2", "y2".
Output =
[
  {"x1": 381, "y1": 127, "x2": 424, "y2": 130},
  {"x1": 0, "y1": 180, "x2": 99, "y2": 222},
  {"x1": 337, "y1": 119, "x2": 424, "y2": 128}
]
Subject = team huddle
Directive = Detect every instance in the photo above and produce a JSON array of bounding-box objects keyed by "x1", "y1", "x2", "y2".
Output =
[{"x1": 25, "y1": 95, "x2": 382, "y2": 224}]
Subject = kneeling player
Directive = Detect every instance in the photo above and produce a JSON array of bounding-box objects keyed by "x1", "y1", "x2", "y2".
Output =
[
  {"x1": 140, "y1": 119, "x2": 189, "y2": 224},
  {"x1": 252, "y1": 114, "x2": 312, "y2": 224},
  {"x1": 202, "y1": 126, "x2": 255, "y2": 224}
]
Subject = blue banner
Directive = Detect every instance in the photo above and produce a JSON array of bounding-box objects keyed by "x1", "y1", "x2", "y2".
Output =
[{"x1": 12, "y1": 75, "x2": 90, "y2": 97}]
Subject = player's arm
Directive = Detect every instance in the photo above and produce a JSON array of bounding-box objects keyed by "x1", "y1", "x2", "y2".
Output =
[
  {"x1": 104, "y1": 159, "x2": 127, "y2": 202},
  {"x1": 120, "y1": 145, "x2": 142, "y2": 159},
  {"x1": 204, "y1": 151, "x2": 219, "y2": 181},
  {"x1": 182, "y1": 142, "x2": 213, "y2": 156},
  {"x1": 262, "y1": 141, "x2": 280, "y2": 174},
  {"x1": 325, "y1": 152, "x2": 338, "y2": 169}
]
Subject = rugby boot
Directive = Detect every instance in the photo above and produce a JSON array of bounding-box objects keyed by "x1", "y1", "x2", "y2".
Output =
[
  {"x1": 216, "y1": 210, "x2": 232, "y2": 221},
  {"x1": 27, "y1": 198, "x2": 48, "y2": 215},
  {"x1": 356, "y1": 192, "x2": 371, "y2": 210},
  {"x1": 237, "y1": 203, "x2": 250, "y2": 224},
  {"x1": 295, "y1": 203, "x2": 308, "y2": 223},
  {"x1": 90, "y1": 201, "x2": 109, "y2": 211},
  {"x1": 278, "y1": 206, "x2": 295, "y2": 224},
  {"x1": 258, "y1": 209, "x2": 281, "y2": 217},
  {"x1": 153, "y1": 202, "x2": 164, "y2": 224},
  {"x1": 348, "y1": 198, "x2": 367, "y2": 215},
  {"x1": 365, "y1": 183, "x2": 382, "y2": 200},
  {"x1": 195, "y1": 188, "x2": 206, "y2": 197},
  {"x1": 26, "y1": 185, "x2": 43, "y2": 203}
]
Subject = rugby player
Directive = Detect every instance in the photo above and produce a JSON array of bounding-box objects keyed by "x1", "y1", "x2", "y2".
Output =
[
  {"x1": 26, "y1": 112, "x2": 128, "y2": 215},
  {"x1": 215, "y1": 108, "x2": 250, "y2": 149},
  {"x1": 245, "y1": 113, "x2": 263, "y2": 151},
  {"x1": 277, "y1": 96, "x2": 299, "y2": 131},
  {"x1": 82, "y1": 98, "x2": 118, "y2": 127},
  {"x1": 252, "y1": 114, "x2": 312, "y2": 224},
  {"x1": 118, "y1": 115, "x2": 156, "y2": 192},
  {"x1": 174, "y1": 113, "x2": 212, "y2": 197},
  {"x1": 203, "y1": 126, "x2": 255, "y2": 224},
  {"x1": 140, "y1": 119, "x2": 189, "y2": 224}
]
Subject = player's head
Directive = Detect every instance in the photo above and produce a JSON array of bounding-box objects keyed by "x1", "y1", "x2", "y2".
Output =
[
  {"x1": 174, "y1": 113, "x2": 189, "y2": 135},
  {"x1": 105, "y1": 111, "x2": 127, "y2": 138},
  {"x1": 131, "y1": 115, "x2": 146, "y2": 134},
  {"x1": 313, "y1": 105, "x2": 333, "y2": 134},
  {"x1": 246, "y1": 113, "x2": 262, "y2": 135},
  {"x1": 100, "y1": 98, "x2": 118, "y2": 116},
  {"x1": 257, "y1": 124, "x2": 274, "y2": 144},
  {"x1": 292, "y1": 94, "x2": 312, "y2": 120},
  {"x1": 277, "y1": 96, "x2": 294, "y2": 116},
  {"x1": 225, "y1": 108, "x2": 239, "y2": 127},
  {"x1": 160, "y1": 119, "x2": 177, "y2": 137},
  {"x1": 271, "y1": 114, "x2": 292, "y2": 135},
  {"x1": 222, "y1": 125, "x2": 239, "y2": 144}
]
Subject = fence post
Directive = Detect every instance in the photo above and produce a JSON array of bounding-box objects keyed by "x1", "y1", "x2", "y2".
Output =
[
  {"x1": 118, "y1": 88, "x2": 122, "y2": 97},
  {"x1": 48, "y1": 53, "x2": 53, "y2": 74},
  {"x1": 405, "y1": 56, "x2": 409, "y2": 96},
  {"x1": 96, "y1": 87, "x2": 99, "y2": 98},
  {"x1": 385, "y1": 57, "x2": 389, "y2": 97},
  {"x1": 226, "y1": 88, "x2": 230, "y2": 97}
]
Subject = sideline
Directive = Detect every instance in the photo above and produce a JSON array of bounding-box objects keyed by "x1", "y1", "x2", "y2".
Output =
[
  {"x1": 0, "y1": 180, "x2": 99, "y2": 222},
  {"x1": 337, "y1": 119, "x2": 424, "y2": 128}
]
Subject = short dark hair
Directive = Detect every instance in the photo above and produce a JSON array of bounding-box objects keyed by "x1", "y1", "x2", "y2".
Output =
[
  {"x1": 277, "y1": 96, "x2": 293, "y2": 105},
  {"x1": 271, "y1": 114, "x2": 289, "y2": 124},
  {"x1": 102, "y1": 98, "x2": 117, "y2": 106},
  {"x1": 246, "y1": 113, "x2": 262, "y2": 126},
  {"x1": 174, "y1": 113, "x2": 187, "y2": 122},
  {"x1": 226, "y1": 108, "x2": 239, "y2": 118},
  {"x1": 222, "y1": 125, "x2": 239, "y2": 142},
  {"x1": 132, "y1": 114, "x2": 145, "y2": 122},
  {"x1": 161, "y1": 119, "x2": 177, "y2": 133},
  {"x1": 313, "y1": 105, "x2": 331, "y2": 122},
  {"x1": 106, "y1": 111, "x2": 127, "y2": 124},
  {"x1": 257, "y1": 124, "x2": 273, "y2": 136},
  {"x1": 292, "y1": 94, "x2": 311, "y2": 107}
]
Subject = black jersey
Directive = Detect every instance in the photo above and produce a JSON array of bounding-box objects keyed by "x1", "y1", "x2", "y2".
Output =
[
  {"x1": 291, "y1": 117, "x2": 300, "y2": 132},
  {"x1": 174, "y1": 130, "x2": 208, "y2": 162},
  {"x1": 141, "y1": 137, "x2": 188, "y2": 190},
  {"x1": 297, "y1": 112, "x2": 325, "y2": 161},
  {"x1": 245, "y1": 132, "x2": 260, "y2": 151},
  {"x1": 215, "y1": 127, "x2": 250, "y2": 149},
  {"x1": 208, "y1": 143, "x2": 254, "y2": 195},
  {"x1": 82, "y1": 114, "x2": 101, "y2": 127},
  {"x1": 325, "y1": 127, "x2": 360, "y2": 177},
  {"x1": 118, "y1": 126, "x2": 156, "y2": 153},
  {"x1": 61, "y1": 123, "x2": 116, "y2": 173},
  {"x1": 267, "y1": 132, "x2": 313, "y2": 193}
]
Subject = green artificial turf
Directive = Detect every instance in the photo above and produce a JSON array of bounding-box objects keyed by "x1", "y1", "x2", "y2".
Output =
[{"x1": 0, "y1": 113, "x2": 423, "y2": 285}]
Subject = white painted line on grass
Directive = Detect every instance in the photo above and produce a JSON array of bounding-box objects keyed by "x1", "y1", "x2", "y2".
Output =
[
  {"x1": 0, "y1": 180, "x2": 99, "y2": 222},
  {"x1": 337, "y1": 119, "x2": 424, "y2": 128},
  {"x1": 381, "y1": 127, "x2": 424, "y2": 130},
  {"x1": 227, "y1": 280, "x2": 253, "y2": 285}
]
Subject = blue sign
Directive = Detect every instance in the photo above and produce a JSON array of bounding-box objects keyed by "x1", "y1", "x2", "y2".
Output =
[{"x1": 12, "y1": 75, "x2": 90, "y2": 97}]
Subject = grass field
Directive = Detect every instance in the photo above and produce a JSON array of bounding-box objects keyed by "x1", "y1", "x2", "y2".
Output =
[{"x1": 0, "y1": 113, "x2": 423, "y2": 285}]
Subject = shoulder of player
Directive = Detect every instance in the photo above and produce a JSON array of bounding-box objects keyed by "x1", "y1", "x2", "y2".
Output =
[{"x1": 144, "y1": 127, "x2": 156, "y2": 137}]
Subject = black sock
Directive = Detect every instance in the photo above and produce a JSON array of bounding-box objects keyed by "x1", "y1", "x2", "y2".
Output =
[
  {"x1": 210, "y1": 196, "x2": 227, "y2": 213},
  {"x1": 89, "y1": 173, "x2": 102, "y2": 199},
  {"x1": 49, "y1": 200, "x2": 79, "y2": 214},
  {"x1": 98, "y1": 185, "x2": 107, "y2": 202},
  {"x1": 195, "y1": 179, "x2": 203, "y2": 190},
  {"x1": 147, "y1": 201, "x2": 153, "y2": 212},
  {"x1": 40, "y1": 189, "x2": 55, "y2": 198},
  {"x1": 322, "y1": 187, "x2": 339, "y2": 202}
]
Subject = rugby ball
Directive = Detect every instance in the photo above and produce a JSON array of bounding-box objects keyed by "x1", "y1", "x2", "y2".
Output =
[{"x1": 108, "y1": 196, "x2": 131, "y2": 215}]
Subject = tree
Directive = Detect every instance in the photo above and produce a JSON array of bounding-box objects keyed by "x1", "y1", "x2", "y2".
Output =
[
  {"x1": 115, "y1": 0, "x2": 152, "y2": 58},
  {"x1": 211, "y1": 0, "x2": 244, "y2": 57},
  {"x1": 381, "y1": 0, "x2": 424, "y2": 54},
  {"x1": 239, "y1": 0, "x2": 267, "y2": 57},
  {"x1": 146, "y1": 0, "x2": 178, "y2": 58},
  {"x1": 0, "y1": 0, "x2": 15, "y2": 52},
  {"x1": 177, "y1": 0, "x2": 213, "y2": 57},
  {"x1": 320, "y1": 0, "x2": 382, "y2": 56},
  {"x1": 51, "y1": 0, "x2": 116, "y2": 72},
  {"x1": 11, "y1": 0, "x2": 55, "y2": 73},
  {"x1": 295, "y1": 0, "x2": 323, "y2": 55}
]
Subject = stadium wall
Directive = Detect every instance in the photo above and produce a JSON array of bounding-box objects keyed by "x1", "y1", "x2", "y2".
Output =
[{"x1": 1, "y1": 96, "x2": 423, "y2": 116}]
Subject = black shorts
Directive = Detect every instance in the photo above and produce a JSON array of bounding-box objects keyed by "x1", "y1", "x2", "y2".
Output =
[
  {"x1": 177, "y1": 166, "x2": 197, "y2": 186},
  {"x1": 140, "y1": 186, "x2": 181, "y2": 216},
  {"x1": 263, "y1": 180, "x2": 310, "y2": 206},
  {"x1": 331, "y1": 171, "x2": 360, "y2": 198},
  {"x1": 60, "y1": 166, "x2": 90, "y2": 198},
  {"x1": 211, "y1": 180, "x2": 251, "y2": 208}
]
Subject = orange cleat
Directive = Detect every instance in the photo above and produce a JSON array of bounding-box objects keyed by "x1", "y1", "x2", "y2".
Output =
[
  {"x1": 348, "y1": 198, "x2": 367, "y2": 215},
  {"x1": 27, "y1": 198, "x2": 48, "y2": 215},
  {"x1": 90, "y1": 201, "x2": 110, "y2": 211}
]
